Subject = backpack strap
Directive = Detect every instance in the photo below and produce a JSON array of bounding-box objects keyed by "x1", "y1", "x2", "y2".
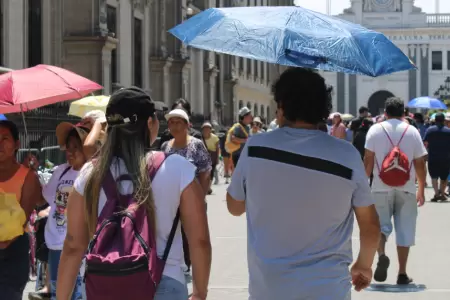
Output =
[
  {"x1": 146, "y1": 151, "x2": 180, "y2": 262},
  {"x1": 99, "y1": 170, "x2": 121, "y2": 219},
  {"x1": 58, "y1": 166, "x2": 72, "y2": 181},
  {"x1": 379, "y1": 123, "x2": 409, "y2": 147},
  {"x1": 397, "y1": 124, "x2": 410, "y2": 147},
  {"x1": 162, "y1": 209, "x2": 180, "y2": 262},
  {"x1": 147, "y1": 151, "x2": 167, "y2": 180}
]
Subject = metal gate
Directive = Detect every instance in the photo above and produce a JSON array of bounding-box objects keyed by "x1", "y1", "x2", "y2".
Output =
[{"x1": 8, "y1": 102, "x2": 79, "y2": 166}]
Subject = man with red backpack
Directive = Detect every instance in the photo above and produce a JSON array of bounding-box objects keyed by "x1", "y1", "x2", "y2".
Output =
[{"x1": 364, "y1": 97, "x2": 427, "y2": 285}]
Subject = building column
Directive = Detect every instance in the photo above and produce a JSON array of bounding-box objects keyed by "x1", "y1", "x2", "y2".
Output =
[
  {"x1": 42, "y1": 0, "x2": 52, "y2": 64},
  {"x1": 416, "y1": 44, "x2": 421, "y2": 98},
  {"x1": 102, "y1": 38, "x2": 118, "y2": 95},
  {"x1": 118, "y1": 0, "x2": 133, "y2": 86},
  {"x1": 207, "y1": 67, "x2": 219, "y2": 120},
  {"x1": 420, "y1": 44, "x2": 429, "y2": 96},
  {"x1": 182, "y1": 61, "x2": 191, "y2": 100},
  {"x1": 336, "y1": 73, "x2": 345, "y2": 113},
  {"x1": 348, "y1": 75, "x2": 357, "y2": 115},
  {"x1": 218, "y1": 54, "x2": 225, "y2": 123},
  {"x1": 3, "y1": 0, "x2": 26, "y2": 69},
  {"x1": 344, "y1": 74, "x2": 349, "y2": 113},
  {"x1": 163, "y1": 58, "x2": 173, "y2": 104},
  {"x1": 408, "y1": 44, "x2": 417, "y2": 101},
  {"x1": 191, "y1": 48, "x2": 204, "y2": 114},
  {"x1": 143, "y1": 3, "x2": 151, "y2": 90}
]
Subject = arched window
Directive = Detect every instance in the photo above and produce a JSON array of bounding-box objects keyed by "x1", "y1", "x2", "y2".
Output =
[
  {"x1": 260, "y1": 105, "x2": 265, "y2": 118},
  {"x1": 266, "y1": 106, "x2": 271, "y2": 120},
  {"x1": 247, "y1": 102, "x2": 251, "y2": 109},
  {"x1": 253, "y1": 103, "x2": 258, "y2": 116},
  {"x1": 238, "y1": 100, "x2": 244, "y2": 109}
]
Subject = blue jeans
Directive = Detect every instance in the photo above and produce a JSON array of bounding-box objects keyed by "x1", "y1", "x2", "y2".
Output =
[
  {"x1": 48, "y1": 249, "x2": 83, "y2": 300},
  {"x1": 154, "y1": 276, "x2": 188, "y2": 300}
]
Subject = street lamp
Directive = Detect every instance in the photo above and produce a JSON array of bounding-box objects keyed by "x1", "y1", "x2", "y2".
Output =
[{"x1": 434, "y1": 76, "x2": 450, "y2": 107}]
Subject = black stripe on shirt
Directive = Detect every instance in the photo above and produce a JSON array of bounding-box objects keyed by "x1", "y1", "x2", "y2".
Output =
[{"x1": 247, "y1": 146, "x2": 353, "y2": 180}]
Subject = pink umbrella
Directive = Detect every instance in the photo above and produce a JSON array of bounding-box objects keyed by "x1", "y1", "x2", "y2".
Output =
[{"x1": 0, "y1": 64, "x2": 102, "y2": 114}]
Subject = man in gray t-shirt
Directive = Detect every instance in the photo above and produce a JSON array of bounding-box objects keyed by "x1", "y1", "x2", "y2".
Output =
[{"x1": 226, "y1": 68, "x2": 381, "y2": 300}]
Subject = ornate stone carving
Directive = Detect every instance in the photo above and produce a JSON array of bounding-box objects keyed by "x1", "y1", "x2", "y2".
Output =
[
  {"x1": 408, "y1": 44, "x2": 417, "y2": 58},
  {"x1": 421, "y1": 44, "x2": 429, "y2": 58},
  {"x1": 160, "y1": 45, "x2": 168, "y2": 58},
  {"x1": 364, "y1": 0, "x2": 402, "y2": 12}
]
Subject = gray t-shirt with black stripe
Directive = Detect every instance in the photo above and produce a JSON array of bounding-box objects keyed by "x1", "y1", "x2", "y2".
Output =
[{"x1": 227, "y1": 127, "x2": 374, "y2": 300}]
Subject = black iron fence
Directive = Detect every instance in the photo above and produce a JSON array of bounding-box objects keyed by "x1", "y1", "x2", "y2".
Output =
[{"x1": 8, "y1": 103, "x2": 80, "y2": 166}]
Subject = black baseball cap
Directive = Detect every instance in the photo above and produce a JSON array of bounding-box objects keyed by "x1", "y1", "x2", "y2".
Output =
[{"x1": 106, "y1": 87, "x2": 156, "y2": 126}]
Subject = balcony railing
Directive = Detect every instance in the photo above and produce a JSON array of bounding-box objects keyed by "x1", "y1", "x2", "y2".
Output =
[{"x1": 427, "y1": 14, "x2": 450, "y2": 27}]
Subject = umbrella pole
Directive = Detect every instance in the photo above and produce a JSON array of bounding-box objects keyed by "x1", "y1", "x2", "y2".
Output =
[{"x1": 20, "y1": 104, "x2": 33, "y2": 167}]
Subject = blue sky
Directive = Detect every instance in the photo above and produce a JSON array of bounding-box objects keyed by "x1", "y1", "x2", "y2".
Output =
[{"x1": 294, "y1": 0, "x2": 450, "y2": 15}]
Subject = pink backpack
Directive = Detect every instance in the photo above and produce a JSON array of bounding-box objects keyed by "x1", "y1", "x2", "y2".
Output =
[{"x1": 84, "y1": 152, "x2": 179, "y2": 300}]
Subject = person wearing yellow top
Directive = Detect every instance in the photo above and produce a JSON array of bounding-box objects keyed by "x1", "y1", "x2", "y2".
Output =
[
  {"x1": 202, "y1": 122, "x2": 220, "y2": 193},
  {"x1": 0, "y1": 120, "x2": 43, "y2": 300}
]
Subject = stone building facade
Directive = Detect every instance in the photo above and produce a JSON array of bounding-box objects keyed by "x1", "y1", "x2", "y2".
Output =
[
  {"x1": 321, "y1": 0, "x2": 450, "y2": 116},
  {"x1": 0, "y1": 0, "x2": 291, "y2": 125}
]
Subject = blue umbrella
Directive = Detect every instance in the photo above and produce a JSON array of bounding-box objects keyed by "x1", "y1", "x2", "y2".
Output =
[
  {"x1": 0, "y1": 114, "x2": 6, "y2": 120},
  {"x1": 169, "y1": 6, "x2": 415, "y2": 77},
  {"x1": 407, "y1": 97, "x2": 447, "y2": 110}
]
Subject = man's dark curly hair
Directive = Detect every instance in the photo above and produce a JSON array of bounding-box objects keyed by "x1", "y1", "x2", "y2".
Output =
[
  {"x1": 384, "y1": 97, "x2": 404, "y2": 118},
  {"x1": 271, "y1": 68, "x2": 332, "y2": 125}
]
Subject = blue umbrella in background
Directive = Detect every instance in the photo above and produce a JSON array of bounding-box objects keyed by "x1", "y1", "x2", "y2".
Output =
[
  {"x1": 0, "y1": 114, "x2": 6, "y2": 120},
  {"x1": 407, "y1": 97, "x2": 447, "y2": 110},
  {"x1": 169, "y1": 6, "x2": 416, "y2": 77}
]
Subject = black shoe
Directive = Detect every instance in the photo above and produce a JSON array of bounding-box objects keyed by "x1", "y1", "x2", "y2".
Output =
[
  {"x1": 431, "y1": 195, "x2": 439, "y2": 202},
  {"x1": 397, "y1": 274, "x2": 413, "y2": 285},
  {"x1": 374, "y1": 254, "x2": 390, "y2": 282},
  {"x1": 28, "y1": 292, "x2": 51, "y2": 300}
]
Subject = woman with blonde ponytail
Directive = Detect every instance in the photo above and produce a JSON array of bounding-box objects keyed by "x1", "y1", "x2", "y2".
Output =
[{"x1": 56, "y1": 87, "x2": 211, "y2": 300}]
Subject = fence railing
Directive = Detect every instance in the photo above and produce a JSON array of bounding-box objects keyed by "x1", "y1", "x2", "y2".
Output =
[{"x1": 426, "y1": 14, "x2": 450, "y2": 27}]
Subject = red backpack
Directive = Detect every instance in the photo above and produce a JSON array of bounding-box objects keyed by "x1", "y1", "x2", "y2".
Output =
[
  {"x1": 376, "y1": 124, "x2": 411, "y2": 187},
  {"x1": 84, "y1": 152, "x2": 179, "y2": 300}
]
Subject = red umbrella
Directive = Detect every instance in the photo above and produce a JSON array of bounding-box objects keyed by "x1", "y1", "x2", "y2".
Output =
[{"x1": 0, "y1": 64, "x2": 102, "y2": 114}]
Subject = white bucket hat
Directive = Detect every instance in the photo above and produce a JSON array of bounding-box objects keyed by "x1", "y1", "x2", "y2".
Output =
[{"x1": 165, "y1": 108, "x2": 190, "y2": 123}]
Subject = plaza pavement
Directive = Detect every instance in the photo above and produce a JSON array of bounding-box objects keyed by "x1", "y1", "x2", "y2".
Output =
[{"x1": 23, "y1": 179, "x2": 450, "y2": 300}]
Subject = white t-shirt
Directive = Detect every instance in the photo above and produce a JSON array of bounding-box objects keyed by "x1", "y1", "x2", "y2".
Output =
[
  {"x1": 365, "y1": 119, "x2": 427, "y2": 194},
  {"x1": 43, "y1": 163, "x2": 79, "y2": 250},
  {"x1": 73, "y1": 153, "x2": 196, "y2": 285}
]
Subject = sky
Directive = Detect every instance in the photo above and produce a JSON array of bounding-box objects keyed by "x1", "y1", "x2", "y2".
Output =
[{"x1": 294, "y1": 0, "x2": 450, "y2": 15}]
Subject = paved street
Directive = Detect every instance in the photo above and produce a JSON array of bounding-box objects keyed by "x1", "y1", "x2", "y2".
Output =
[{"x1": 24, "y1": 180, "x2": 450, "y2": 299}]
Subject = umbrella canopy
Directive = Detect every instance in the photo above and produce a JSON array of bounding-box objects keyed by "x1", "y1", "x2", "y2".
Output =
[
  {"x1": 68, "y1": 95, "x2": 110, "y2": 118},
  {"x1": 0, "y1": 114, "x2": 6, "y2": 120},
  {"x1": 169, "y1": 6, "x2": 415, "y2": 77},
  {"x1": 407, "y1": 97, "x2": 447, "y2": 110},
  {"x1": 341, "y1": 114, "x2": 354, "y2": 121},
  {"x1": 0, "y1": 64, "x2": 103, "y2": 114}
]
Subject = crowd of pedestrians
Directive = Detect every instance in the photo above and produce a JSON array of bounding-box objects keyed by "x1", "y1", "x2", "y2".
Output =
[{"x1": 1, "y1": 67, "x2": 449, "y2": 300}]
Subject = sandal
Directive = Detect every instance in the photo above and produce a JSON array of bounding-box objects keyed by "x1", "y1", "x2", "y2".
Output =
[
  {"x1": 397, "y1": 274, "x2": 413, "y2": 285},
  {"x1": 431, "y1": 195, "x2": 440, "y2": 202},
  {"x1": 374, "y1": 254, "x2": 390, "y2": 282}
]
